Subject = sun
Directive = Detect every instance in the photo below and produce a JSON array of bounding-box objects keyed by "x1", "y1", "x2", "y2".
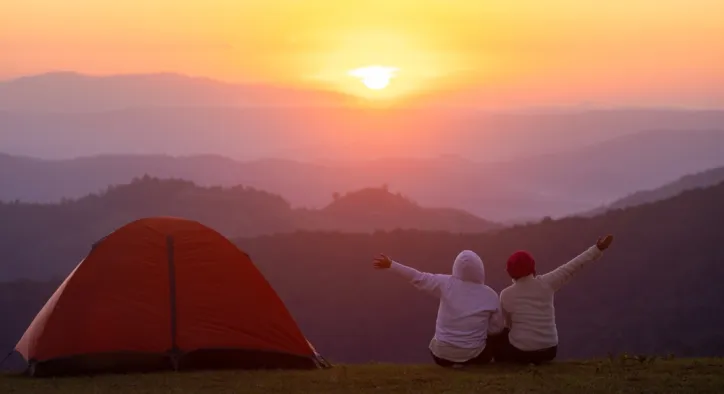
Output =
[{"x1": 348, "y1": 66, "x2": 398, "y2": 90}]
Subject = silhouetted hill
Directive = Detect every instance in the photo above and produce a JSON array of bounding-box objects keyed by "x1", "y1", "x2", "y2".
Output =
[
  {"x1": 1, "y1": 180, "x2": 723, "y2": 366},
  {"x1": 0, "y1": 177, "x2": 498, "y2": 280},
  {"x1": 309, "y1": 187, "x2": 493, "y2": 233},
  {"x1": 2, "y1": 130, "x2": 724, "y2": 221},
  {"x1": 582, "y1": 167, "x2": 724, "y2": 216}
]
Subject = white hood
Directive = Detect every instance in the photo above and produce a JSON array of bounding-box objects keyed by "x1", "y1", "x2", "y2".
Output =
[{"x1": 451, "y1": 250, "x2": 486, "y2": 284}]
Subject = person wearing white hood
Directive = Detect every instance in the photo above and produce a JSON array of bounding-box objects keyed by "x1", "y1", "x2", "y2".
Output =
[{"x1": 373, "y1": 250, "x2": 505, "y2": 367}]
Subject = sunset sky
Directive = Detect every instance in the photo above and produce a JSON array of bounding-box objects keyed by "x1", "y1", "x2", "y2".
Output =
[{"x1": 2, "y1": 0, "x2": 723, "y2": 107}]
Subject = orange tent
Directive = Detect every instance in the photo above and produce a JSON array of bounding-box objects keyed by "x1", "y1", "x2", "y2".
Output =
[{"x1": 15, "y1": 217, "x2": 328, "y2": 376}]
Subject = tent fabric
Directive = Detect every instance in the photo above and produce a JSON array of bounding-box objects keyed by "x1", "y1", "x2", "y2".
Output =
[{"x1": 15, "y1": 217, "x2": 328, "y2": 376}]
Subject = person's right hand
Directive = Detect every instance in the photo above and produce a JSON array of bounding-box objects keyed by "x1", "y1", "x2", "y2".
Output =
[
  {"x1": 596, "y1": 235, "x2": 614, "y2": 251},
  {"x1": 373, "y1": 254, "x2": 393, "y2": 269}
]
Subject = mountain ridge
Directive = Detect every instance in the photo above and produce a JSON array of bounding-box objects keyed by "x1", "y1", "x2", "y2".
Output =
[
  {"x1": 581, "y1": 166, "x2": 724, "y2": 216},
  {"x1": 0, "y1": 176, "x2": 500, "y2": 281},
  {"x1": 2, "y1": 129, "x2": 723, "y2": 221}
]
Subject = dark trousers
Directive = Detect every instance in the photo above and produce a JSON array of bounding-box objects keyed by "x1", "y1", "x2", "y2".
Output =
[
  {"x1": 430, "y1": 331, "x2": 507, "y2": 367},
  {"x1": 489, "y1": 328, "x2": 557, "y2": 365}
]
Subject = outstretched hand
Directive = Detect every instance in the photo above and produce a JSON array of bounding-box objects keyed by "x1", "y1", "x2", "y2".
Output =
[
  {"x1": 596, "y1": 235, "x2": 614, "y2": 251},
  {"x1": 373, "y1": 254, "x2": 393, "y2": 269}
]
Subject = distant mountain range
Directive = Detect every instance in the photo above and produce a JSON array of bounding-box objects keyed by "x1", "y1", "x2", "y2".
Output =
[
  {"x1": 2, "y1": 72, "x2": 723, "y2": 222},
  {"x1": 3, "y1": 172, "x2": 723, "y2": 367},
  {"x1": 0, "y1": 177, "x2": 499, "y2": 280},
  {"x1": 2, "y1": 129, "x2": 724, "y2": 221},
  {"x1": 2, "y1": 73, "x2": 724, "y2": 162},
  {"x1": 582, "y1": 166, "x2": 724, "y2": 216}
]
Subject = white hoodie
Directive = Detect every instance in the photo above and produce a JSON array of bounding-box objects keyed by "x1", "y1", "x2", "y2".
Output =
[{"x1": 390, "y1": 250, "x2": 504, "y2": 362}]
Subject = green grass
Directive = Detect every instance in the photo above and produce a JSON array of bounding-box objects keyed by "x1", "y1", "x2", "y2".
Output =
[{"x1": 2, "y1": 358, "x2": 724, "y2": 393}]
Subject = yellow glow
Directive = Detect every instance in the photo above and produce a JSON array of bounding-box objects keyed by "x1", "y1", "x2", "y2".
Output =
[
  {"x1": 2, "y1": 1, "x2": 724, "y2": 107},
  {"x1": 300, "y1": 28, "x2": 467, "y2": 102}
]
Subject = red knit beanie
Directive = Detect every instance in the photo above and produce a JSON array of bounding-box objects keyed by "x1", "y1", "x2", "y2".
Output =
[{"x1": 507, "y1": 251, "x2": 536, "y2": 279}]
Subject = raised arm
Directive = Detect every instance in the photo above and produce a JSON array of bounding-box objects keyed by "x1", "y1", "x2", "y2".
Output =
[
  {"x1": 538, "y1": 235, "x2": 613, "y2": 292},
  {"x1": 373, "y1": 254, "x2": 446, "y2": 298}
]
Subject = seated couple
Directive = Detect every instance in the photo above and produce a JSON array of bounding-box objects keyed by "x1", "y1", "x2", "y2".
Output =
[{"x1": 372, "y1": 235, "x2": 614, "y2": 367}]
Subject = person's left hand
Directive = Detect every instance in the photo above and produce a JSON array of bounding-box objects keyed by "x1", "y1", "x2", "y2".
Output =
[{"x1": 373, "y1": 254, "x2": 393, "y2": 269}]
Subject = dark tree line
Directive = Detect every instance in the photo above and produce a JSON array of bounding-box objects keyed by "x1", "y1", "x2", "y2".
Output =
[{"x1": 0, "y1": 177, "x2": 497, "y2": 280}]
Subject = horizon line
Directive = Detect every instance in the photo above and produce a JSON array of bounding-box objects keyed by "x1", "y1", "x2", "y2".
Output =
[{"x1": 2, "y1": 71, "x2": 723, "y2": 111}]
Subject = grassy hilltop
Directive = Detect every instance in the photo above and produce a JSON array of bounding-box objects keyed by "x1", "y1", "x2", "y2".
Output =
[{"x1": 2, "y1": 359, "x2": 724, "y2": 394}]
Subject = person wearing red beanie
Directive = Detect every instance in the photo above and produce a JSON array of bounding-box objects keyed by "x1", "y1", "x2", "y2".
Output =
[
  {"x1": 506, "y1": 251, "x2": 537, "y2": 280},
  {"x1": 490, "y1": 235, "x2": 614, "y2": 365}
]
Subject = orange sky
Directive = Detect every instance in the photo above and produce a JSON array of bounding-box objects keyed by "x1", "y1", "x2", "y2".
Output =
[{"x1": 2, "y1": 0, "x2": 723, "y2": 107}]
